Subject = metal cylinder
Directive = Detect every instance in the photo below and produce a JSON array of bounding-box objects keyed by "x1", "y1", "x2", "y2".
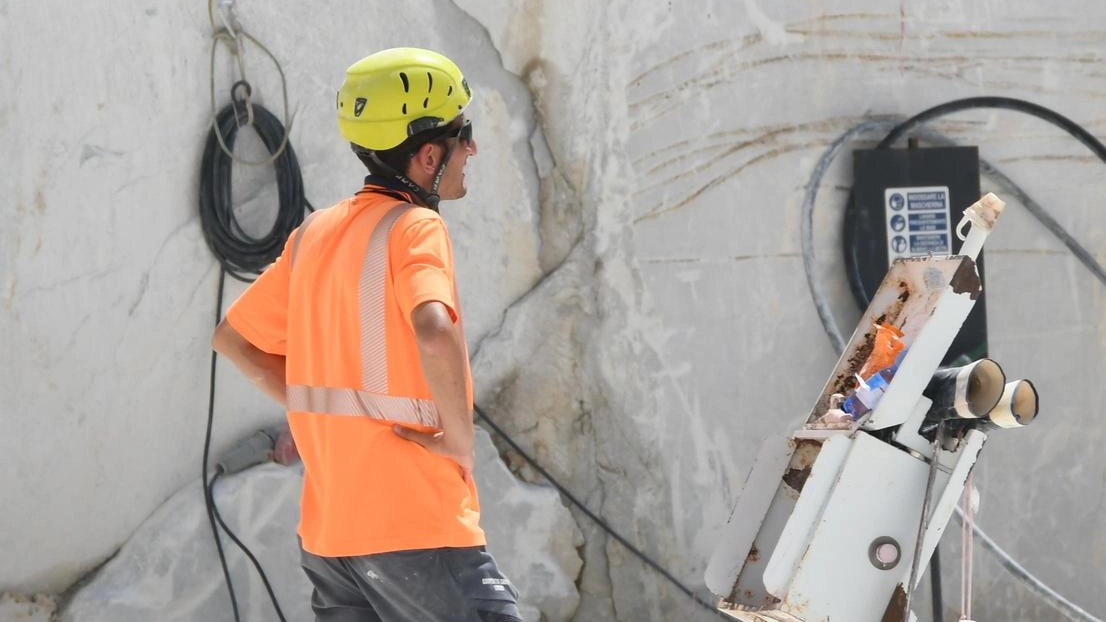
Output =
[
  {"x1": 984, "y1": 379, "x2": 1039, "y2": 429},
  {"x1": 923, "y1": 358, "x2": 1006, "y2": 422}
]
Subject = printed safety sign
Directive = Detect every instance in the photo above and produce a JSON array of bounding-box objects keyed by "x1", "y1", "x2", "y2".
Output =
[{"x1": 884, "y1": 186, "x2": 952, "y2": 263}]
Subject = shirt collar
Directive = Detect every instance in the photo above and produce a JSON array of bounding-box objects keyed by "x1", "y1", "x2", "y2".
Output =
[{"x1": 358, "y1": 175, "x2": 421, "y2": 204}]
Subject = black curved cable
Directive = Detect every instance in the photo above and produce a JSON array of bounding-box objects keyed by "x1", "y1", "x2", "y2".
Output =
[
  {"x1": 475, "y1": 406, "x2": 732, "y2": 620},
  {"x1": 875, "y1": 96, "x2": 1106, "y2": 157},
  {"x1": 209, "y1": 471, "x2": 289, "y2": 622},
  {"x1": 845, "y1": 97, "x2": 1106, "y2": 306},
  {"x1": 201, "y1": 269, "x2": 240, "y2": 622},
  {"x1": 199, "y1": 98, "x2": 308, "y2": 282},
  {"x1": 199, "y1": 98, "x2": 308, "y2": 621}
]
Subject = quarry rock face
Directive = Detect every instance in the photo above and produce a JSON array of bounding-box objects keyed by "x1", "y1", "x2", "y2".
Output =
[{"x1": 3, "y1": 1, "x2": 1105, "y2": 621}]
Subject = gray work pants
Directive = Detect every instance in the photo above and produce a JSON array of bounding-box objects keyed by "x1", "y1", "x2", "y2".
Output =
[{"x1": 300, "y1": 544, "x2": 522, "y2": 622}]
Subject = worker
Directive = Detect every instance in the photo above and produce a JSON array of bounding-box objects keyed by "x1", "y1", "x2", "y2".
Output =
[{"x1": 211, "y1": 47, "x2": 522, "y2": 622}]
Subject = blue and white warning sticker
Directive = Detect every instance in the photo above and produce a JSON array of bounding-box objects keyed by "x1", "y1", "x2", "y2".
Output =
[{"x1": 884, "y1": 186, "x2": 952, "y2": 263}]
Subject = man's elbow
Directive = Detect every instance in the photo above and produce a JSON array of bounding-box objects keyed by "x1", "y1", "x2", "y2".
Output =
[{"x1": 211, "y1": 319, "x2": 238, "y2": 355}]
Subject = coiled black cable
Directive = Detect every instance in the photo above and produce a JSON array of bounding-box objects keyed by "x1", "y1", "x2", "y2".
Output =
[{"x1": 199, "y1": 89, "x2": 308, "y2": 282}]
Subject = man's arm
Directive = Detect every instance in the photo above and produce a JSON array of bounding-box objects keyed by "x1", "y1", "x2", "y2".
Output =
[
  {"x1": 212, "y1": 319, "x2": 288, "y2": 407},
  {"x1": 393, "y1": 300, "x2": 474, "y2": 471}
]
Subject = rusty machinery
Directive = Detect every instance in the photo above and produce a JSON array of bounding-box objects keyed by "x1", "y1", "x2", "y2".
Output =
[{"x1": 704, "y1": 194, "x2": 1039, "y2": 622}]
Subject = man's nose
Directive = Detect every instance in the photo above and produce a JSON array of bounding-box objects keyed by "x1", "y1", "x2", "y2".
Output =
[{"x1": 465, "y1": 138, "x2": 478, "y2": 156}]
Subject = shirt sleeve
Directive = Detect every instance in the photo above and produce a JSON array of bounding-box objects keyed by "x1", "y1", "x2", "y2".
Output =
[
  {"x1": 391, "y1": 210, "x2": 458, "y2": 330},
  {"x1": 225, "y1": 231, "x2": 296, "y2": 356}
]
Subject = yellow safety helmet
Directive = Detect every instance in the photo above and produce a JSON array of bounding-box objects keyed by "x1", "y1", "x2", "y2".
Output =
[{"x1": 337, "y1": 48, "x2": 471, "y2": 151}]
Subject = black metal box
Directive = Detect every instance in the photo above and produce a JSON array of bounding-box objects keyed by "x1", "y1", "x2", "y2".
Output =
[{"x1": 848, "y1": 146, "x2": 986, "y2": 365}]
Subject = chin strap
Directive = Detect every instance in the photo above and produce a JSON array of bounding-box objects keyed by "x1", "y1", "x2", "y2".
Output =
[{"x1": 429, "y1": 142, "x2": 457, "y2": 203}]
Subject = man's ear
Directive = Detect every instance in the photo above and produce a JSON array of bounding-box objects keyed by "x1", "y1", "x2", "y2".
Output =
[{"x1": 410, "y1": 142, "x2": 441, "y2": 176}]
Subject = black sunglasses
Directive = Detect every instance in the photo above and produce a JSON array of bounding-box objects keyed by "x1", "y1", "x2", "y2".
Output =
[{"x1": 448, "y1": 119, "x2": 473, "y2": 145}]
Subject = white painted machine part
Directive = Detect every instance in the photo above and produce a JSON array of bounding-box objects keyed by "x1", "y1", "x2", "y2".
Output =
[
  {"x1": 892, "y1": 396, "x2": 936, "y2": 458},
  {"x1": 866, "y1": 260, "x2": 979, "y2": 430},
  {"x1": 803, "y1": 256, "x2": 980, "y2": 431},
  {"x1": 726, "y1": 481, "x2": 807, "y2": 608},
  {"x1": 910, "y1": 429, "x2": 986, "y2": 590},
  {"x1": 717, "y1": 608, "x2": 807, "y2": 622},
  {"x1": 761, "y1": 434, "x2": 852, "y2": 596},
  {"x1": 987, "y1": 379, "x2": 1039, "y2": 428},
  {"x1": 708, "y1": 195, "x2": 1013, "y2": 622},
  {"x1": 705, "y1": 435, "x2": 798, "y2": 595},
  {"x1": 950, "y1": 360, "x2": 1003, "y2": 418},
  {"x1": 775, "y1": 433, "x2": 942, "y2": 621},
  {"x1": 956, "y1": 192, "x2": 1006, "y2": 260}
]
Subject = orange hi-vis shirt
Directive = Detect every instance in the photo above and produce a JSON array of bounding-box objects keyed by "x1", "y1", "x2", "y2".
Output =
[{"x1": 225, "y1": 184, "x2": 484, "y2": 557}]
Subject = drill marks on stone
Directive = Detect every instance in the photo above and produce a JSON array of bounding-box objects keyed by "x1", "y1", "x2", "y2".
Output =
[
  {"x1": 630, "y1": 119, "x2": 853, "y2": 224},
  {"x1": 632, "y1": 118, "x2": 859, "y2": 178},
  {"x1": 627, "y1": 36, "x2": 760, "y2": 88},
  {"x1": 785, "y1": 25, "x2": 1106, "y2": 42},
  {"x1": 626, "y1": 33, "x2": 777, "y2": 132},
  {"x1": 628, "y1": 12, "x2": 1106, "y2": 131},
  {"x1": 789, "y1": 11, "x2": 895, "y2": 26},
  {"x1": 629, "y1": 99, "x2": 1098, "y2": 227},
  {"x1": 635, "y1": 142, "x2": 819, "y2": 225},
  {"x1": 631, "y1": 50, "x2": 1105, "y2": 132},
  {"x1": 787, "y1": 10, "x2": 1105, "y2": 39},
  {"x1": 640, "y1": 253, "x2": 799, "y2": 265},
  {"x1": 625, "y1": 12, "x2": 1106, "y2": 226}
]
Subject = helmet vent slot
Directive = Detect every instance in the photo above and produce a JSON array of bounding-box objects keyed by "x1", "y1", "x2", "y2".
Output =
[
  {"x1": 427, "y1": 72, "x2": 433, "y2": 91},
  {"x1": 402, "y1": 103, "x2": 407, "y2": 115},
  {"x1": 400, "y1": 72, "x2": 410, "y2": 92},
  {"x1": 423, "y1": 97, "x2": 429, "y2": 109},
  {"x1": 448, "y1": 85, "x2": 453, "y2": 96}
]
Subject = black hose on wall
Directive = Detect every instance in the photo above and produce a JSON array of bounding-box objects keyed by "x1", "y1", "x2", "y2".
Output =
[{"x1": 199, "y1": 96, "x2": 308, "y2": 282}]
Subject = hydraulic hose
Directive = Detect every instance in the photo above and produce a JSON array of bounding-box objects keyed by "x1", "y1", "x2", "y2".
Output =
[{"x1": 199, "y1": 95, "x2": 308, "y2": 282}]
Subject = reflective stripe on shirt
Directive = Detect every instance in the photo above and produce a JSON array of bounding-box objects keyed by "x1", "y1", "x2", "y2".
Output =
[
  {"x1": 286, "y1": 203, "x2": 440, "y2": 427},
  {"x1": 287, "y1": 384, "x2": 440, "y2": 427},
  {"x1": 360, "y1": 205, "x2": 411, "y2": 393}
]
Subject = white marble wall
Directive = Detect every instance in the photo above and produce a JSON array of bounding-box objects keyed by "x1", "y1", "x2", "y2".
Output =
[{"x1": 3, "y1": 0, "x2": 1105, "y2": 620}]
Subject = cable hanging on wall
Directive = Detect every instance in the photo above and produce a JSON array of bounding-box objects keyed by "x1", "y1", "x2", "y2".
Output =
[
  {"x1": 198, "y1": 2, "x2": 310, "y2": 621},
  {"x1": 199, "y1": 0, "x2": 311, "y2": 283}
]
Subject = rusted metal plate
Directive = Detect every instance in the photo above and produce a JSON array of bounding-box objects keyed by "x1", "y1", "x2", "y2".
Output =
[
  {"x1": 804, "y1": 256, "x2": 981, "y2": 431},
  {"x1": 879, "y1": 584, "x2": 908, "y2": 622},
  {"x1": 781, "y1": 439, "x2": 822, "y2": 494},
  {"x1": 717, "y1": 604, "x2": 807, "y2": 622}
]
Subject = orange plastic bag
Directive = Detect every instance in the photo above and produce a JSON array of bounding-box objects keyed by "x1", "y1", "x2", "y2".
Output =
[{"x1": 859, "y1": 322, "x2": 905, "y2": 379}]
